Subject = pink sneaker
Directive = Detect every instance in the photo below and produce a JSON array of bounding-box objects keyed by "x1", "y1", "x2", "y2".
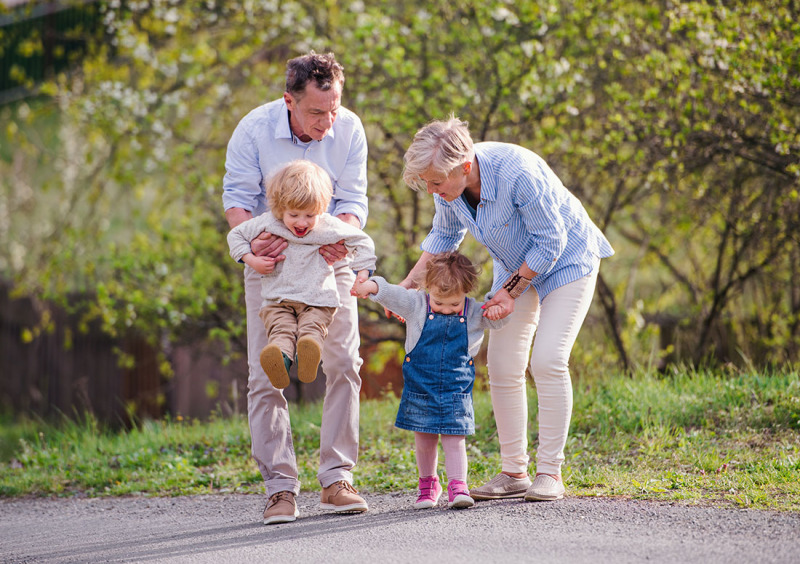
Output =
[
  {"x1": 413, "y1": 475, "x2": 442, "y2": 509},
  {"x1": 447, "y1": 480, "x2": 475, "y2": 509}
]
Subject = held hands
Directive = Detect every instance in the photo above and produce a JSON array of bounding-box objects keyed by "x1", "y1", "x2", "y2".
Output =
[
  {"x1": 482, "y1": 304, "x2": 506, "y2": 321},
  {"x1": 350, "y1": 270, "x2": 378, "y2": 299},
  {"x1": 481, "y1": 289, "x2": 515, "y2": 320}
]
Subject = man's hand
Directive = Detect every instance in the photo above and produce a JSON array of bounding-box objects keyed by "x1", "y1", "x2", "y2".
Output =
[
  {"x1": 481, "y1": 289, "x2": 515, "y2": 320},
  {"x1": 319, "y1": 240, "x2": 348, "y2": 265},
  {"x1": 252, "y1": 232, "x2": 288, "y2": 260},
  {"x1": 318, "y1": 213, "x2": 361, "y2": 265}
]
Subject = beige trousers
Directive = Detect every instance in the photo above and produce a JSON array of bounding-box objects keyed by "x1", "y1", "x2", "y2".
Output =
[
  {"x1": 244, "y1": 261, "x2": 362, "y2": 497},
  {"x1": 486, "y1": 268, "x2": 599, "y2": 476},
  {"x1": 259, "y1": 301, "x2": 336, "y2": 358}
]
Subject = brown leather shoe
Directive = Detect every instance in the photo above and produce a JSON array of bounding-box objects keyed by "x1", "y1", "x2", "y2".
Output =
[
  {"x1": 263, "y1": 491, "x2": 299, "y2": 525},
  {"x1": 320, "y1": 480, "x2": 368, "y2": 513}
]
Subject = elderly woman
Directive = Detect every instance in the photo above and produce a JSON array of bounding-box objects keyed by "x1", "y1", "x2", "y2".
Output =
[{"x1": 395, "y1": 116, "x2": 614, "y2": 501}]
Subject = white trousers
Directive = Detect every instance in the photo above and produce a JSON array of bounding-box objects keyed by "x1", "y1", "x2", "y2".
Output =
[
  {"x1": 244, "y1": 261, "x2": 363, "y2": 497},
  {"x1": 486, "y1": 268, "x2": 599, "y2": 476}
]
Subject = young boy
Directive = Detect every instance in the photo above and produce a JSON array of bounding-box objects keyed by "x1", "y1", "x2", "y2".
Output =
[{"x1": 228, "y1": 160, "x2": 377, "y2": 389}]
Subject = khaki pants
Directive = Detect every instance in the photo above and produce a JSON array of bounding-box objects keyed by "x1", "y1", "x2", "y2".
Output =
[
  {"x1": 259, "y1": 301, "x2": 336, "y2": 359},
  {"x1": 486, "y1": 267, "x2": 599, "y2": 477},
  {"x1": 244, "y1": 261, "x2": 363, "y2": 497}
]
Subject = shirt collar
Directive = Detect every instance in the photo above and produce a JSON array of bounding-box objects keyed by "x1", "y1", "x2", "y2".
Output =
[{"x1": 474, "y1": 144, "x2": 497, "y2": 202}]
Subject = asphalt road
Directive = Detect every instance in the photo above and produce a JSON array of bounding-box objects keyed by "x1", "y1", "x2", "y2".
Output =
[{"x1": 1, "y1": 492, "x2": 799, "y2": 563}]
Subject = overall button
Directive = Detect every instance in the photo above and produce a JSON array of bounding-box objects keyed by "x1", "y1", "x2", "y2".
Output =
[
  {"x1": 405, "y1": 357, "x2": 411, "y2": 363},
  {"x1": 459, "y1": 318, "x2": 465, "y2": 323},
  {"x1": 428, "y1": 314, "x2": 434, "y2": 320}
]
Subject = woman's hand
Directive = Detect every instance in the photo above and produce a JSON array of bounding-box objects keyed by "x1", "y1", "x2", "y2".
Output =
[{"x1": 482, "y1": 289, "x2": 515, "y2": 319}]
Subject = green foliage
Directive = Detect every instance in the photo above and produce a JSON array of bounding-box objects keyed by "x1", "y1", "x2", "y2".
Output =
[
  {"x1": 1, "y1": 369, "x2": 798, "y2": 510},
  {"x1": 0, "y1": 0, "x2": 798, "y2": 370}
]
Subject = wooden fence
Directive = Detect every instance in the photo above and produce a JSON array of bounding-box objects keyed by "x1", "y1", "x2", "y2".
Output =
[{"x1": 0, "y1": 279, "x2": 404, "y2": 424}]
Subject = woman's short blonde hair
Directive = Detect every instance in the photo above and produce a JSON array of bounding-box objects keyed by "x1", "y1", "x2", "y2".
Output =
[
  {"x1": 267, "y1": 160, "x2": 333, "y2": 218},
  {"x1": 402, "y1": 115, "x2": 475, "y2": 191},
  {"x1": 423, "y1": 251, "x2": 479, "y2": 297}
]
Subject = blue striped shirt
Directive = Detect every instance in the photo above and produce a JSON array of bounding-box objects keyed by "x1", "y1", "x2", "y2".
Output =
[{"x1": 420, "y1": 142, "x2": 614, "y2": 301}]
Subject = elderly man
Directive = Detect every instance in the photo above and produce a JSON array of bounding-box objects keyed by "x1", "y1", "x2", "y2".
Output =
[{"x1": 222, "y1": 52, "x2": 369, "y2": 525}]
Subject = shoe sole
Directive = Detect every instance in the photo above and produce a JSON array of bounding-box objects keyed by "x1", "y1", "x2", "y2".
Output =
[
  {"x1": 524, "y1": 491, "x2": 565, "y2": 502},
  {"x1": 320, "y1": 502, "x2": 368, "y2": 513},
  {"x1": 448, "y1": 494, "x2": 475, "y2": 509},
  {"x1": 470, "y1": 490, "x2": 528, "y2": 500},
  {"x1": 260, "y1": 345, "x2": 290, "y2": 389},
  {"x1": 413, "y1": 495, "x2": 441, "y2": 509},
  {"x1": 296, "y1": 337, "x2": 321, "y2": 384},
  {"x1": 263, "y1": 507, "x2": 299, "y2": 525}
]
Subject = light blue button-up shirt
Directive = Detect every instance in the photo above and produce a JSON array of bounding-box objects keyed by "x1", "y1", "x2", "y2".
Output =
[
  {"x1": 421, "y1": 142, "x2": 614, "y2": 301},
  {"x1": 222, "y1": 98, "x2": 369, "y2": 227}
]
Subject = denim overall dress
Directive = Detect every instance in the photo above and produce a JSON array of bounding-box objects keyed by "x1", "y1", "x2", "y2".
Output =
[{"x1": 395, "y1": 297, "x2": 476, "y2": 435}]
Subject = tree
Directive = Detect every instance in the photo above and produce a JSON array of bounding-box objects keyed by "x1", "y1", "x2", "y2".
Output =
[{"x1": 1, "y1": 0, "x2": 798, "y2": 374}]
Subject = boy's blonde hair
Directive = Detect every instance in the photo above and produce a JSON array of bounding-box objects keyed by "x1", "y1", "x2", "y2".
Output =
[
  {"x1": 423, "y1": 251, "x2": 479, "y2": 297},
  {"x1": 267, "y1": 160, "x2": 333, "y2": 218}
]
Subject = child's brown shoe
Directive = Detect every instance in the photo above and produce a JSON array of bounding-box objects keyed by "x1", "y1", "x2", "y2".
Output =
[
  {"x1": 296, "y1": 336, "x2": 322, "y2": 383},
  {"x1": 260, "y1": 344, "x2": 291, "y2": 389}
]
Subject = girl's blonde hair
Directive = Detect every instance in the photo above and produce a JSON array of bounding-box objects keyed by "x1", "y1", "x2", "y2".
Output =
[
  {"x1": 423, "y1": 251, "x2": 479, "y2": 297},
  {"x1": 402, "y1": 115, "x2": 474, "y2": 191},
  {"x1": 267, "y1": 160, "x2": 333, "y2": 218}
]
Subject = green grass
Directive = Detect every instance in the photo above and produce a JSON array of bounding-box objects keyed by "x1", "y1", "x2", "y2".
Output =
[{"x1": 1, "y1": 369, "x2": 798, "y2": 511}]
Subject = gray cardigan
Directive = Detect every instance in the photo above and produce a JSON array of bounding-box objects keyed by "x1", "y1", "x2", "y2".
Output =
[
  {"x1": 368, "y1": 276, "x2": 508, "y2": 357},
  {"x1": 228, "y1": 213, "x2": 376, "y2": 308}
]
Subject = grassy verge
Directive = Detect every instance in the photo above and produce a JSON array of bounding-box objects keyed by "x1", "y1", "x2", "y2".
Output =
[{"x1": 1, "y1": 369, "x2": 798, "y2": 511}]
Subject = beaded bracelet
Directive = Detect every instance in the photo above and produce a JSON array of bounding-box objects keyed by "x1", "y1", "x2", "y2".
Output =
[{"x1": 503, "y1": 269, "x2": 532, "y2": 299}]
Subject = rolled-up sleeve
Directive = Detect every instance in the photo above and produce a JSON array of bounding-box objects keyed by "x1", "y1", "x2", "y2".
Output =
[
  {"x1": 329, "y1": 122, "x2": 369, "y2": 227},
  {"x1": 515, "y1": 176, "x2": 568, "y2": 276},
  {"x1": 420, "y1": 196, "x2": 468, "y2": 254},
  {"x1": 222, "y1": 121, "x2": 263, "y2": 213}
]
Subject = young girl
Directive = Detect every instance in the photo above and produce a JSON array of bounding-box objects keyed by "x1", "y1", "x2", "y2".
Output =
[{"x1": 351, "y1": 251, "x2": 507, "y2": 509}]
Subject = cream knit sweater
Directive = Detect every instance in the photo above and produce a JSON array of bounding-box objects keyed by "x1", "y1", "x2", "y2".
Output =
[{"x1": 228, "y1": 213, "x2": 377, "y2": 308}]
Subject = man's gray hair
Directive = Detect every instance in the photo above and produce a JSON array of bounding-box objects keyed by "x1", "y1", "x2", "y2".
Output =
[{"x1": 402, "y1": 115, "x2": 475, "y2": 191}]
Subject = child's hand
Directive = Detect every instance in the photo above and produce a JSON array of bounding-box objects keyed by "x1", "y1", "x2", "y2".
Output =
[
  {"x1": 243, "y1": 254, "x2": 280, "y2": 275},
  {"x1": 482, "y1": 304, "x2": 507, "y2": 321}
]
